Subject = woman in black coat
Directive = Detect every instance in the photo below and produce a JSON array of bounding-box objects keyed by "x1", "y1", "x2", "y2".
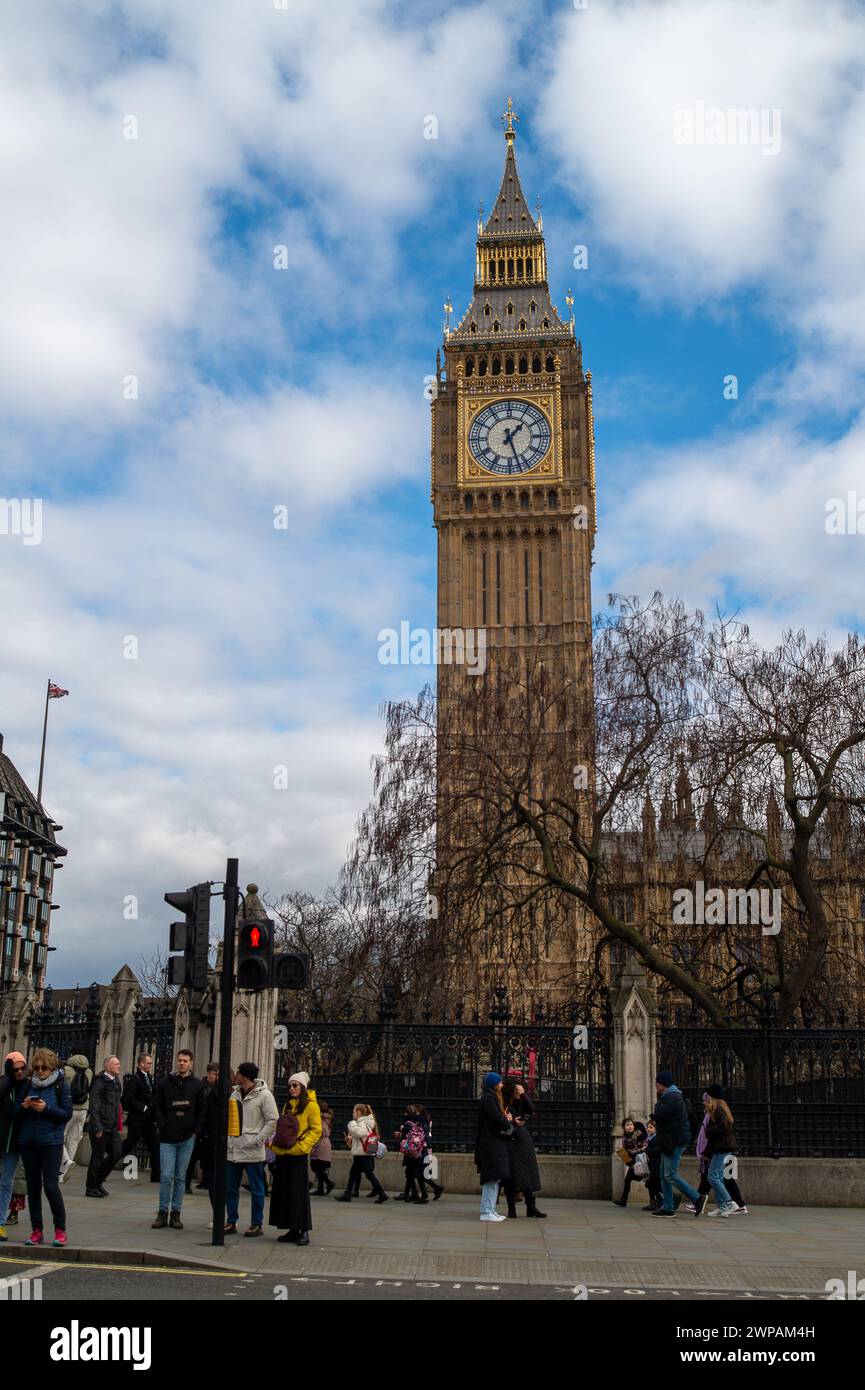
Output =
[
  {"x1": 474, "y1": 1073, "x2": 512, "y2": 1222},
  {"x1": 501, "y1": 1079, "x2": 546, "y2": 1218}
]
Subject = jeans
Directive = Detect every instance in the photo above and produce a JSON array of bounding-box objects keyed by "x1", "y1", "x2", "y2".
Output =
[
  {"x1": 661, "y1": 1145, "x2": 701, "y2": 1210},
  {"x1": 0, "y1": 1149, "x2": 19, "y2": 1224},
  {"x1": 158, "y1": 1137, "x2": 196, "y2": 1213},
  {"x1": 21, "y1": 1145, "x2": 66, "y2": 1232},
  {"x1": 480, "y1": 1180, "x2": 500, "y2": 1216},
  {"x1": 86, "y1": 1131, "x2": 122, "y2": 1190},
  {"x1": 226, "y1": 1161, "x2": 266, "y2": 1226},
  {"x1": 707, "y1": 1152, "x2": 734, "y2": 1209}
]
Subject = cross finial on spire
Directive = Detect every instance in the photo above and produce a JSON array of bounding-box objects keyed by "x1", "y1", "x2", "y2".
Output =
[{"x1": 501, "y1": 96, "x2": 519, "y2": 142}]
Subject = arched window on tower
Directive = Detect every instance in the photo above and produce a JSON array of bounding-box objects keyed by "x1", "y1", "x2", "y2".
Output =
[
  {"x1": 516, "y1": 257, "x2": 523, "y2": 278},
  {"x1": 519, "y1": 355, "x2": 528, "y2": 374},
  {"x1": 545, "y1": 353, "x2": 555, "y2": 372},
  {"x1": 532, "y1": 354, "x2": 542, "y2": 373},
  {"x1": 507, "y1": 257, "x2": 514, "y2": 280},
  {"x1": 542, "y1": 318, "x2": 550, "y2": 329},
  {"x1": 519, "y1": 318, "x2": 526, "y2": 331},
  {"x1": 520, "y1": 490, "x2": 529, "y2": 510},
  {"x1": 478, "y1": 356, "x2": 487, "y2": 376},
  {"x1": 492, "y1": 320, "x2": 500, "y2": 333},
  {"x1": 464, "y1": 493, "x2": 474, "y2": 512},
  {"x1": 489, "y1": 260, "x2": 497, "y2": 282},
  {"x1": 526, "y1": 258, "x2": 533, "y2": 278},
  {"x1": 529, "y1": 300, "x2": 537, "y2": 314},
  {"x1": 547, "y1": 489, "x2": 558, "y2": 508},
  {"x1": 465, "y1": 357, "x2": 474, "y2": 377},
  {"x1": 498, "y1": 258, "x2": 505, "y2": 280},
  {"x1": 505, "y1": 355, "x2": 514, "y2": 375},
  {"x1": 470, "y1": 321, "x2": 477, "y2": 334},
  {"x1": 492, "y1": 356, "x2": 501, "y2": 376},
  {"x1": 492, "y1": 493, "x2": 502, "y2": 510}
]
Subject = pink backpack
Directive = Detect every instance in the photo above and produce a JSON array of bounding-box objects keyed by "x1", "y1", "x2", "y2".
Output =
[{"x1": 400, "y1": 1121, "x2": 426, "y2": 1159}]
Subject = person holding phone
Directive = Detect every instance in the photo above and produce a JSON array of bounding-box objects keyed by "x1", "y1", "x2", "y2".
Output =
[{"x1": 16, "y1": 1048, "x2": 72, "y2": 1247}]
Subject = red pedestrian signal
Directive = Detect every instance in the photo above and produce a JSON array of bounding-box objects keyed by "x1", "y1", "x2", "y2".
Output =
[{"x1": 237, "y1": 918, "x2": 273, "y2": 990}]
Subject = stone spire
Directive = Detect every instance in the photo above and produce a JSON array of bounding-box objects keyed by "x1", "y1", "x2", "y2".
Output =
[{"x1": 675, "y1": 761, "x2": 696, "y2": 831}]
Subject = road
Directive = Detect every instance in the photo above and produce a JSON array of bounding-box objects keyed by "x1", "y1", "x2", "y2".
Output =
[{"x1": 0, "y1": 1256, "x2": 826, "y2": 1302}]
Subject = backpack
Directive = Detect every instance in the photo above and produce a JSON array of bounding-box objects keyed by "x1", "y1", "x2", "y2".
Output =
[
  {"x1": 400, "y1": 1121, "x2": 426, "y2": 1160},
  {"x1": 273, "y1": 1109, "x2": 300, "y2": 1150},
  {"x1": 69, "y1": 1065, "x2": 90, "y2": 1106},
  {"x1": 362, "y1": 1126, "x2": 380, "y2": 1155}
]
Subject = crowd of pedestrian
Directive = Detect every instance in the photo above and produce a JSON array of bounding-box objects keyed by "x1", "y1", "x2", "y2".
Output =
[
  {"x1": 611, "y1": 1070, "x2": 748, "y2": 1218},
  {"x1": 0, "y1": 1047, "x2": 748, "y2": 1248}
]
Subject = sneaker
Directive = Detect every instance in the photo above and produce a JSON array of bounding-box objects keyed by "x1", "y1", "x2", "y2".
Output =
[
  {"x1": 53, "y1": 1229, "x2": 67, "y2": 1247},
  {"x1": 374, "y1": 1193, "x2": 389, "y2": 1204},
  {"x1": 682, "y1": 1202, "x2": 697, "y2": 1213},
  {"x1": 169, "y1": 1212, "x2": 183, "y2": 1229},
  {"x1": 151, "y1": 1211, "x2": 168, "y2": 1228},
  {"x1": 244, "y1": 1225, "x2": 262, "y2": 1237},
  {"x1": 718, "y1": 1203, "x2": 737, "y2": 1218},
  {"x1": 650, "y1": 1208, "x2": 676, "y2": 1217},
  {"x1": 98, "y1": 1186, "x2": 110, "y2": 1197},
  {"x1": 25, "y1": 1229, "x2": 44, "y2": 1245},
  {"x1": 733, "y1": 1205, "x2": 749, "y2": 1215},
  {"x1": 705, "y1": 1207, "x2": 722, "y2": 1216},
  {"x1": 480, "y1": 1212, "x2": 507, "y2": 1222},
  {"x1": 224, "y1": 1223, "x2": 238, "y2": 1235},
  {"x1": 85, "y1": 1188, "x2": 104, "y2": 1198}
]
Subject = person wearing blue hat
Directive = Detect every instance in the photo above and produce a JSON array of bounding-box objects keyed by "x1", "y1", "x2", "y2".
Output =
[{"x1": 474, "y1": 1073, "x2": 512, "y2": 1222}]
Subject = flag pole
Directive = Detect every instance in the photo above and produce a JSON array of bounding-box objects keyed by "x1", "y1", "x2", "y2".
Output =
[{"x1": 37, "y1": 678, "x2": 51, "y2": 804}]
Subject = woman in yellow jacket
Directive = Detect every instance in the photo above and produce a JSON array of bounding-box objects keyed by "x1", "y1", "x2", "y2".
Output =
[{"x1": 268, "y1": 1072, "x2": 322, "y2": 1246}]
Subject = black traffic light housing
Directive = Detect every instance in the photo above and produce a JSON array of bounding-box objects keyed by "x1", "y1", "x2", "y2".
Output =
[
  {"x1": 237, "y1": 917, "x2": 274, "y2": 990},
  {"x1": 273, "y1": 949, "x2": 310, "y2": 990},
  {"x1": 165, "y1": 883, "x2": 211, "y2": 990}
]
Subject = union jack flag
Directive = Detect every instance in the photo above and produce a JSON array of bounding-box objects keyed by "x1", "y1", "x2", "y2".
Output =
[{"x1": 48, "y1": 683, "x2": 69, "y2": 699}]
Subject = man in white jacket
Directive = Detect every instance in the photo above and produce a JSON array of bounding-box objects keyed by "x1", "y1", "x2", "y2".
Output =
[{"x1": 224, "y1": 1062, "x2": 278, "y2": 1237}]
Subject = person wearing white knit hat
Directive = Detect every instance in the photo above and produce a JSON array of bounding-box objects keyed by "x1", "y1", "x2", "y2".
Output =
[{"x1": 269, "y1": 1073, "x2": 321, "y2": 1245}]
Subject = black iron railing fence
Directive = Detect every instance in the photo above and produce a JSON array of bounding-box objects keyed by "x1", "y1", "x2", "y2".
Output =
[
  {"x1": 26, "y1": 983, "x2": 100, "y2": 1064},
  {"x1": 273, "y1": 1002, "x2": 613, "y2": 1155},
  {"x1": 658, "y1": 1026, "x2": 865, "y2": 1157}
]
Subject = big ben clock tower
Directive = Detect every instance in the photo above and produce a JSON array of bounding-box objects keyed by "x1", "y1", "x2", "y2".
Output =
[{"x1": 431, "y1": 100, "x2": 597, "y2": 994}]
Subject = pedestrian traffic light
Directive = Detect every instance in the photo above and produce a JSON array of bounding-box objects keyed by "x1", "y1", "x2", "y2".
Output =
[
  {"x1": 237, "y1": 917, "x2": 273, "y2": 990},
  {"x1": 272, "y1": 949, "x2": 310, "y2": 990},
  {"x1": 165, "y1": 883, "x2": 212, "y2": 990}
]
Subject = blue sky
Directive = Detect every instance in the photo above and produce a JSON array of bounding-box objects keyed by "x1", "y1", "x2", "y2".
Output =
[{"x1": 2, "y1": 0, "x2": 864, "y2": 986}]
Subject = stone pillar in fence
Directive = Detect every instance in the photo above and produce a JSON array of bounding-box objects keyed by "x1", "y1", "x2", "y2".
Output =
[
  {"x1": 609, "y1": 955, "x2": 658, "y2": 1197},
  {"x1": 0, "y1": 974, "x2": 38, "y2": 1057},
  {"x1": 104, "y1": 965, "x2": 141, "y2": 1074}
]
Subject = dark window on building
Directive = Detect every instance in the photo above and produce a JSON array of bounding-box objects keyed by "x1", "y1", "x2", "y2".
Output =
[
  {"x1": 495, "y1": 551, "x2": 502, "y2": 624},
  {"x1": 520, "y1": 490, "x2": 529, "y2": 510},
  {"x1": 547, "y1": 489, "x2": 558, "y2": 507},
  {"x1": 481, "y1": 551, "x2": 487, "y2": 625},
  {"x1": 523, "y1": 549, "x2": 530, "y2": 622},
  {"x1": 538, "y1": 547, "x2": 544, "y2": 622},
  {"x1": 464, "y1": 493, "x2": 474, "y2": 512},
  {"x1": 532, "y1": 354, "x2": 541, "y2": 373},
  {"x1": 492, "y1": 493, "x2": 501, "y2": 510},
  {"x1": 545, "y1": 353, "x2": 555, "y2": 371}
]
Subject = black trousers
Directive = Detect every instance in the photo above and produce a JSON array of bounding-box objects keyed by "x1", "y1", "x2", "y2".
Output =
[
  {"x1": 345, "y1": 1155, "x2": 384, "y2": 1197},
  {"x1": 698, "y1": 1170, "x2": 744, "y2": 1206},
  {"x1": 403, "y1": 1157, "x2": 428, "y2": 1198},
  {"x1": 86, "y1": 1131, "x2": 122, "y2": 1190},
  {"x1": 121, "y1": 1119, "x2": 160, "y2": 1178}
]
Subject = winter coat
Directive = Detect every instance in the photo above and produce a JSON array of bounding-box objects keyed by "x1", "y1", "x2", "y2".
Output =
[
  {"x1": 620, "y1": 1123, "x2": 648, "y2": 1160},
  {"x1": 646, "y1": 1131, "x2": 662, "y2": 1178},
  {"x1": 270, "y1": 1088, "x2": 322, "y2": 1158},
  {"x1": 152, "y1": 1072, "x2": 206, "y2": 1144},
  {"x1": 16, "y1": 1071, "x2": 73, "y2": 1148},
  {"x1": 310, "y1": 1112, "x2": 333, "y2": 1164},
  {"x1": 474, "y1": 1087, "x2": 513, "y2": 1184},
  {"x1": 347, "y1": 1111, "x2": 379, "y2": 1156},
  {"x1": 122, "y1": 1068, "x2": 156, "y2": 1125},
  {"x1": 227, "y1": 1079, "x2": 279, "y2": 1164},
  {"x1": 653, "y1": 1085, "x2": 690, "y2": 1156},
  {"x1": 705, "y1": 1110, "x2": 738, "y2": 1156},
  {"x1": 87, "y1": 1072, "x2": 123, "y2": 1135},
  {"x1": 64, "y1": 1054, "x2": 93, "y2": 1111},
  {"x1": 0, "y1": 1060, "x2": 28, "y2": 1153},
  {"x1": 505, "y1": 1095, "x2": 541, "y2": 1193}
]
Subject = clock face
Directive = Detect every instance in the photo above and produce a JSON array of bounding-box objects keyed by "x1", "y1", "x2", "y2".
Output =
[{"x1": 468, "y1": 399, "x2": 552, "y2": 475}]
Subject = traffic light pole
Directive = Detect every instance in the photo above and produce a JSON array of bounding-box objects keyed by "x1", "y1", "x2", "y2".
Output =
[{"x1": 211, "y1": 856, "x2": 238, "y2": 1248}]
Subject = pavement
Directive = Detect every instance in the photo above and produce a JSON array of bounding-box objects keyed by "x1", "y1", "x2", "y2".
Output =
[{"x1": 2, "y1": 1163, "x2": 864, "y2": 1297}]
